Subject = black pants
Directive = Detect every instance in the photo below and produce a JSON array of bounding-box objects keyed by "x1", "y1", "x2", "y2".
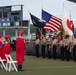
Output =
[
  {"x1": 41, "y1": 44, "x2": 45, "y2": 58},
  {"x1": 65, "y1": 46, "x2": 70, "y2": 61},
  {"x1": 60, "y1": 46, "x2": 65, "y2": 60},
  {"x1": 47, "y1": 44, "x2": 51, "y2": 59},
  {"x1": 35, "y1": 44, "x2": 39, "y2": 57},
  {"x1": 73, "y1": 45, "x2": 76, "y2": 61},
  {"x1": 52, "y1": 45, "x2": 57, "y2": 59}
]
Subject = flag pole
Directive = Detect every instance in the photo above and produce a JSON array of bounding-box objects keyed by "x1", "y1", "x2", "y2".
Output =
[
  {"x1": 38, "y1": 28, "x2": 42, "y2": 36},
  {"x1": 62, "y1": 2, "x2": 65, "y2": 38},
  {"x1": 28, "y1": 10, "x2": 30, "y2": 14}
]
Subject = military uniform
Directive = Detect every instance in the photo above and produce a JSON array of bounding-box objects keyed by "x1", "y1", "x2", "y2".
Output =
[
  {"x1": 72, "y1": 38, "x2": 76, "y2": 61},
  {"x1": 46, "y1": 37, "x2": 52, "y2": 59},
  {"x1": 64, "y1": 36, "x2": 70, "y2": 61},
  {"x1": 59, "y1": 38, "x2": 65, "y2": 60},
  {"x1": 41, "y1": 35, "x2": 46, "y2": 58},
  {"x1": 52, "y1": 38, "x2": 57, "y2": 59},
  {"x1": 34, "y1": 38, "x2": 40, "y2": 58}
]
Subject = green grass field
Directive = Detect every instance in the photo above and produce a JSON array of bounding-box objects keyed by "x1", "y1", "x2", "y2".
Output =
[{"x1": 0, "y1": 51, "x2": 76, "y2": 75}]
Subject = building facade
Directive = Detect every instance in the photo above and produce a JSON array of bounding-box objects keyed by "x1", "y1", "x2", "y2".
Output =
[
  {"x1": 0, "y1": 5, "x2": 23, "y2": 27},
  {"x1": 0, "y1": 5, "x2": 30, "y2": 39}
]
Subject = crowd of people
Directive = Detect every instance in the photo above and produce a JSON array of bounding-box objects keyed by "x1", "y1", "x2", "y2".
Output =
[
  {"x1": 34, "y1": 34, "x2": 76, "y2": 62},
  {"x1": 0, "y1": 29, "x2": 76, "y2": 72}
]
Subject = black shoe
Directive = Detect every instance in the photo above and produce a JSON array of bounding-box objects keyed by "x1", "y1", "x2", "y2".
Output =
[{"x1": 18, "y1": 69, "x2": 25, "y2": 71}]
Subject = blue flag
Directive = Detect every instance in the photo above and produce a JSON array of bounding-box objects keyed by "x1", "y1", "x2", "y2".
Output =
[
  {"x1": 42, "y1": 9, "x2": 51, "y2": 22},
  {"x1": 30, "y1": 13, "x2": 45, "y2": 28}
]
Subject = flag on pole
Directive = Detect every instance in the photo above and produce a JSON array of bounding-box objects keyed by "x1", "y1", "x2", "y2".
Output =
[
  {"x1": 70, "y1": 21, "x2": 74, "y2": 33},
  {"x1": 62, "y1": 9, "x2": 73, "y2": 36},
  {"x1": 30, "y1": 13, "x2": 45, "y2": 28},
  {"x1": 42, "y1": 9, "x2": 62, "y2": 32},
  {"x1": 62, "y1": 4, "x2": 74, "y2": 41}
]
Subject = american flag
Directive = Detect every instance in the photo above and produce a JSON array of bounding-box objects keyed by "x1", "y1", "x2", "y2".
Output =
[{"x1": 42, "y1": 10, "x2": 62, "y2": 33}]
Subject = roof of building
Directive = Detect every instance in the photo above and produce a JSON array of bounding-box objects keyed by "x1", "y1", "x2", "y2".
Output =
[{"x1": 68, "y1": 0, "x2": 76, "y2": 3}]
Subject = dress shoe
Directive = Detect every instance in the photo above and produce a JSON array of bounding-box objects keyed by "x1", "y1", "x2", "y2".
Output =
[{"x1": 18, "y1": 69, "x2": 25, "y2": 71}]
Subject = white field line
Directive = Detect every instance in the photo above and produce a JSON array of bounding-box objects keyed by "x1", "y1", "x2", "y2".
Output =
[{"x1": 26, "y1": 66, "x2": 76, "y2": 70}]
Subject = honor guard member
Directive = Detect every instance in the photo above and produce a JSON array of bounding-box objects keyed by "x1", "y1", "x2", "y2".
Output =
[
  {"x1": 41, "y1": 35, "x2": 46, "y2": 58},
  {"x1": 16, "y1": 30, "x2": 26, "y2": 71},
  {"x1": 52, "y1": 37, "x2": 58, "y2": 59},
  {"x1": 34, "y1": 35, "x2": 40, "y2": 58},
  {"x1": 72, "y1": 35, "x2": 76, "y2": 61},
  {"x1": 64, "y1": 35, "x2": 70, "y2": 61},
  {"x1": 46, "y1": 35, "x2": 52, "y2": 59},
  {"x1": 49, "y1": 37, "x2": 53, "y2": 58},
  {"x1": 59, "y1": 36, "x2": 65, "y2": 60}
]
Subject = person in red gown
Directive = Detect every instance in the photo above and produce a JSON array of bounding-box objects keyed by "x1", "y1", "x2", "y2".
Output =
[
  {"x1": 3, "y1": 35, "x2": 11, "y2": 55},
  {"x1": 16, "y1": 30, "x2": 26, "y2": 71},
  {"x1": 0, "y1": 34, "x2": 6, "y2": 60},
  {"x1": 0, "y1": 34, "x2": 3, "y2": 58}
]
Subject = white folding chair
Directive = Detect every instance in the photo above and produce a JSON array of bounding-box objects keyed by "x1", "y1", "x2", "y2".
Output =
[
  {"x1": 0, "y1": 57, "x2": 6, "y2": 70},
  {"x1": 5, "y1": 54, "x2": 18, "y2": 72}
]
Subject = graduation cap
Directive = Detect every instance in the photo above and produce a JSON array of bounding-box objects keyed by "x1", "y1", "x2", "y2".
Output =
[
  {"x1": 4, "y1": 35, "x2": 10, "y2": 39},
  {"x1": 18, "y1": 30, "x2": 24, "y2": 35}
]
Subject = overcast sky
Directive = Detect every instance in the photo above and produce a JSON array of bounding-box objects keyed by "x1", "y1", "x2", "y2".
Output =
[{"x1": 0, "y1": 0, "x2": 76, "y2": 26}]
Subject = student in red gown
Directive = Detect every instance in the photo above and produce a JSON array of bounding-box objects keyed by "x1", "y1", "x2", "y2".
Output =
[
  {"x1": 3, "y1": 35, "x2": 11, "y2": 55},
  {"x1": 16, "y1": 30, "x2": 26, "y2": 71},
  {"x1": 0, "y1": 34, "x2": 6, "y2": 60},
  {"x1": 0, "y1": 34, "x2": 3, "y2": 58}
]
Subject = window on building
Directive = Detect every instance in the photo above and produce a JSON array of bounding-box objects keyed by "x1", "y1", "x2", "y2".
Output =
[
  {"x1": 0, "y1": 12, "x2": 2, "y2": 18},
  {"x1": 22, "y1": 20, "x2": 29, "y2": 26},
  {"x1": 3, "y1": 12, "x2": 8, "y2": 18},
  {"x1": 11, "y1": 12, "x2": 19, "y2": 15},
  {"x1": 14, "y1": 16, "x2": 18, "y2": 21},
  {"x1": 2, "y1": 19, "x2": 4, "y2": 21},
  {"x1": 7, "y1": 19, "x2": 9, "y2": 21},
  {"x1": 10, "y1": 22, "x2": 14, "y2": 26},
  {"x1": 8, "y1": 22, "x2": 10, "y2": 26},
  {"x1": 3, "y1": 23, "x2": 7, "y2": 26},
  {"x1": 19, "y1": 21, "x2": 21, "y2": 26},
  {"x1": 15, "y1": 22, "x2": 19, "y2": 26}
]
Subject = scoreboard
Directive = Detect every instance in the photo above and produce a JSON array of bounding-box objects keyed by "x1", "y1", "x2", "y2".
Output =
[
  {"x1": 0, "y1": 5, "x2": 29, "y2": 28},
  {"x1": 0, "y1": 6, "x2": 11, "y2": 12},
  {"x1": 0, "y1": 5, "x2": 21, "y2": 12}
]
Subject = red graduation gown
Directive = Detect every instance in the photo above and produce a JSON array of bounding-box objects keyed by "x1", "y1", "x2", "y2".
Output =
[
  {"x1": 0, "y1": 40, "x2": 2, "y2": 57},
  {"x1": 16, "y1": 36, "x2": 26, "y2": 65},
  {"x1": 1, "y1": 42, "x2": 11, "y2": 62},
  {"x1": 3, "y1": 42, "x2": 11, "y2": 55},
  {"x1": 0, "y1": 41, "x2": 6, "y2": 59}
]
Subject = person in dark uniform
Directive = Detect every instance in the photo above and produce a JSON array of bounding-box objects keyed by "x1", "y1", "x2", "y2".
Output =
[
  {"x1": 41, "y1": 35, "x2": 46, "y2": 58},
  {"x1": 52, "y1": 37, "x2": 58, "y2": 59},
  {"x1": 59, "y1": 36, "x2": 65, "y2": 60},
  {"x1": 64, "y1": 35, "x2": 70, "y2": 61},
  {"x1": 72, "y1": 35, "x2": 76, "y2": 61},
  {"x1": 46, "y1": 35, "x2": 52, "y2": 59},
  {"x1": 34, "y1": 35, "x2": 40, "y2": 58}
]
